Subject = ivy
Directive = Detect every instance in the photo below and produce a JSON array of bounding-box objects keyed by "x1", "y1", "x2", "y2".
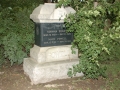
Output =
[{"x1": 58, "y1": 0, "x2": 120, "y2": 79}]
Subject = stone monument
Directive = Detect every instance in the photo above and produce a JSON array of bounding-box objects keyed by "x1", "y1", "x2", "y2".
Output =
[{"x1": 23, "y1": 3, "x2": 83, "y2": 85}]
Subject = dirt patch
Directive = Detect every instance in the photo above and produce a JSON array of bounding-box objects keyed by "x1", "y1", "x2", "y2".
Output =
[{"x1": 0, "y1": 64, "x2": 107, "y2": 90}]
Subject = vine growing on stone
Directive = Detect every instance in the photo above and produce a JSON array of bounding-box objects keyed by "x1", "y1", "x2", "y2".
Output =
[{"x1": 57, "y1": 0, "x2": 120, "y2": 79}]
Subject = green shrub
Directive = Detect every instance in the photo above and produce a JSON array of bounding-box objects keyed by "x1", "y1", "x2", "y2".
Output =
[
  {"x1": 0, "y1": 7, "x2": 33, "y2": 65},
  {"x1": 0, "y1": 0, "x2": 43, "y2": 66},
  {"x1": 0, "y1": 0, "x2": 44, "y2": 8},
  {"x1": 58, "y1": 0, "x2": 120, "y2": 79}
]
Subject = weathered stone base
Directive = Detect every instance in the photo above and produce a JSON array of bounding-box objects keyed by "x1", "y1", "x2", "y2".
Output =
[{"x1": 23, "y1": 58, "x2": 83, "y2": 85}]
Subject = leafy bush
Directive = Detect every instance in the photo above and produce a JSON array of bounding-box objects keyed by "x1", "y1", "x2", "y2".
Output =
[
  {"x1": 0, "y1": 0, "x2": 43, "y2": 66},
  {"x1": 58, "y1": 0, "x2": 120, "y2": 79},
  {"x1": 0, "y1": 0, "x2": 44, "y2": 8}
]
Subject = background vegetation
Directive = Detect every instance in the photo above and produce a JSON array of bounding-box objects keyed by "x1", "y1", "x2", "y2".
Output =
[
  {"x1": 57, "y1": 0, "x2": 120, "y2": 79},
  {"x1": 0, "y1": 0, "x2": 44, "y2": 66}
]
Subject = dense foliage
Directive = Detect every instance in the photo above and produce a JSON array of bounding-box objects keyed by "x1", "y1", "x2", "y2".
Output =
[
  {"x1": 0, "y1": 0, "x2": 44, "y2": 66},
  {"x1": 57, "y1": 0, "x2": 120, "y2": 79}
]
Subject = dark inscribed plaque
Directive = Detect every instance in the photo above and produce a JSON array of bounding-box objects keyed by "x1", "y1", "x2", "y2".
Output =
[{"x1": 35, "y1": 23, "x2": 73, "y2": 47}]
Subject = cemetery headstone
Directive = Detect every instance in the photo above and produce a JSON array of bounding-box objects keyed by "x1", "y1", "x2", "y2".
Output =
[{"x1": 23, "y1": 3, "x2": 83, "y2": 85}]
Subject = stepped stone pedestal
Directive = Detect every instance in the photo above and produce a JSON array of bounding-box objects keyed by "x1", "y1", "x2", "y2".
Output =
[
  {"x1": 23, "y1": 45, "x2": 83, "y2": 85},
  {"x1": 23, "y1": 3, "x2": 83, "y2": 85}
]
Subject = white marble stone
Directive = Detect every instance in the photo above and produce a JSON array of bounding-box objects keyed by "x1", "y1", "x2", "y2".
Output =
[
  {"x1": 46, "y1": 46, "x2": 78, "y2": 62},
  {"x1": 23, "y1": 58, "x2": 83, "y2": 84},
  {"x1": 30, "y1": 3, "x2": 76, "y2": 23},
  {"x1": 50, "y1": 6, "x2": 67, "y2": 19},
  {"x1": 30, "y1": 3, "x2": 56, "y2": 21},
  {"x1": 30, "y1": 45, "x2": 78, "y2": 63},
  {"x1": 46, "y1": 46, "x2": 71, "y2": 61},
  {"x1": 23, "y1": 3, "x2": 81, "y2": 85}
]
